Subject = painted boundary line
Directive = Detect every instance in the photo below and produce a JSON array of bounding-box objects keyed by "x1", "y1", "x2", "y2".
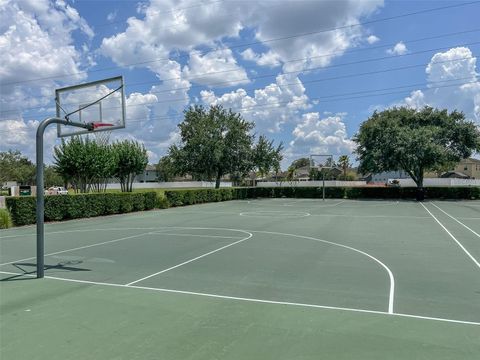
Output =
[
  {"x1": 0, "y1": 270, "x2": 478, "y2": 327},
  {"x1": 431, "y1": 203, "x2": 480, "y2": 240},
  {"x1": 421, "y1": 203, "x2": 480, "y2": 269},
  {"x1": 256, "y1": 230, "x2": 395, "y2": 314},
  {"x1": 0, "y1": 228, "x2": 245, "y2": 267},
  {"x1": 0, "y1": 225, "x2": 394, "y2": 313},
  {"x1": 0, "y1": 231, "x2": 154, "y2": 267},
  {"x1": 126, "y1": 230, "x2": 253, "y2": 286}
]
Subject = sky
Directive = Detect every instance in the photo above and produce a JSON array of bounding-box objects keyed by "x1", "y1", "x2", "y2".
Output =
[{"x1": 1, "y1": 0, "x2": 479, "y2": 169}]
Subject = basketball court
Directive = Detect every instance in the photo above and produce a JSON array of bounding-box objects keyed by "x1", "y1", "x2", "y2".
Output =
[{"x1": 1, "y1": 199, "x2": 479, "y2": 359}]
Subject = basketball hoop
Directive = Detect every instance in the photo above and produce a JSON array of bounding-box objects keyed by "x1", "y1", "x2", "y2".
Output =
[{"x1": 90, "y1": 122, "x2": 114, "y2": 130}]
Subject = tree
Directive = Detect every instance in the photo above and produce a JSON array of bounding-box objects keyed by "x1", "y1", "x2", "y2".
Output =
[
  {"x1": 44, "y1": 166, "x2": 64, "y2": 187},
  {"x1": 111, "y1": 140, "x2": 148, "y2": 192},
  {"x1": 169, "y1": 105, "x2": 255, "y2": 188},
  {"x1": 253, "y1": 135, "x2": 284, "y2": 179},
  {"x1": 53, "y1": 137, "x2": 115, "y2": 193},
  {"x1": 286, "y1": 157, "x2": 310, "y2": 180},
  {"x1": 156, "y1": 156, "x2": 176, "y2": 182},
  {"x1": 354, "y1": 106, "x2": 480, "y2": 200},
  {"x1": 338, "y1": 155, "x2": 351, "y2": 180},
  {"x1": 0, "y1": 150, "x2": 35, "y2": 185}
]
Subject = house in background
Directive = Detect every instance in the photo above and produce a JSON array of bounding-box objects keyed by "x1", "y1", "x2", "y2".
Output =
[
  {"x1": 425, "y1": 158, "x2": 480, "y2": 179},
  {"x1": 366, "y1": 170, "x2": 410, "y2": 183},
  {"x1": 134, "y1": 164, "x2": 158, "y2": 183},
  {"x1": 452, "y1": 158, "x2": 480, "y2": 179}
]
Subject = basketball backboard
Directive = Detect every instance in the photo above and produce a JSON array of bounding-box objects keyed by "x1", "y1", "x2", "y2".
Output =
[
  {"x1": 310, "y1": 154, "x2": 333, "y2": 170},
  {"x1": 55, "y1": 76, "x2": 126, "y2": 137}
]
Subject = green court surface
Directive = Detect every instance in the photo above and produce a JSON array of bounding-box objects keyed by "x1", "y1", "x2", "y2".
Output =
[{"x1": 1, "y1": 199, "x2": 479, "y2": 359}]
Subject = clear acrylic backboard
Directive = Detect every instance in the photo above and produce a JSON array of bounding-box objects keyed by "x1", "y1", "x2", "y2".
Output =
[{"x1": 55, "y1": 76, "x2": 126, "y2": 137}]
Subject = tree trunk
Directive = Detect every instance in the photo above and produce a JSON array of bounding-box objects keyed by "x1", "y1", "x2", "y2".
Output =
[
  {"x1": 215, "y1": 170, "x2": 221, "y2": 189},
  {"x1": 416, "y1": 174, "x2": 424, "y2": 202}
]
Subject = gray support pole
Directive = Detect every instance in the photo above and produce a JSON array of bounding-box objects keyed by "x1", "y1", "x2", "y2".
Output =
[
  {"x1": 36, "y1": 118, "x2": 92, "y2": 278},
  {"x1": 322, "y1": 171, "x2": 325, "y2": 201}
]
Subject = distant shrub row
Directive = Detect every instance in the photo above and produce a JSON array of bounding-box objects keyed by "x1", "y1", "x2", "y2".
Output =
[
  {"x1": 6, "y1": 192, "x2": 157, "y2": 226},
  {"x1": 4, "y1": 186, "x2": 478, "y2": 227},
  {"x1": 251, "y1": 186, "x2": 480, "y2": 200},
  {"x1": 163, "y1": 188, "x2": 249, "y2": 207}
]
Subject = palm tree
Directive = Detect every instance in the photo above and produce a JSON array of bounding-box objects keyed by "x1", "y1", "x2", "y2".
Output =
[{"x1": 338, "y1": 155, "x2": 350, "y2": 180}]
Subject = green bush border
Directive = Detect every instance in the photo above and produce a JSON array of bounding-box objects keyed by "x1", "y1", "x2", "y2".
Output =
[
  {"x1": 5, "y1": 191, "x2": 159, "y2": 226},
  {"x1": 3, "y1": 186, "x2": 478, "y2": 227}
]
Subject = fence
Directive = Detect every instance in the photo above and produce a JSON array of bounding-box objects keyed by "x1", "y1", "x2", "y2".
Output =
[
  {"x1": 106, "y1": 181, "x2": 233, "y2": 190},
  {"x1": 396, "y1": 178, "x2": 480, "y2": 187},
  {"x1": 256, "y1": 181, "x2": 367, "y2": 187}
]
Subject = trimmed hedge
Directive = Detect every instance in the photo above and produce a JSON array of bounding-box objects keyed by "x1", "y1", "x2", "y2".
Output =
[
  {"x1": 5, "y1": 186, "x2": 479, "y2": 227},
  {"x1": 248, "y1": 186, "x2": 480, "y2": 200},
  {"x1": 5, "y1": 191, "x2": 158, "y2": 226},
  {"x1": 164, "y1": 188, "x2": 250, "y2": 207}
]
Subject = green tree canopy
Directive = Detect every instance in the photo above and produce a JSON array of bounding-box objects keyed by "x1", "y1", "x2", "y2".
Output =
[
  {"x1": 252, "y1": 135, "x2": 283, "y2": 178},
  {"x1": 0, "y1": 150, "x2": 35, "y2": 185},
  {"x1": 53, "y1": 137, "x2": 115, "y2": 192},
  {"x1": 338, "y1": 155, "x2": 351, "y2": 180},
  {"x1": 156, "y1": 156, "x2": 176, "y2": 182},
  {"x1": 111, "y1": 140, "x2": 148, "y2": 192},
  {"x1": 354, "y1": 106, "x2": 480, "y2": 199},
  {"x1": 169, "y1": 105, "x2": 256, "y2": 188}
]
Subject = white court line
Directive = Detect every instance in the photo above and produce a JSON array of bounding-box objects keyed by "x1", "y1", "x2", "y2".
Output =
[
  {"x1": 256, "y1": 230, "x2": 395, "y2": 314},
  {"x1": 0, "y1": 227, "x2": 157, "y2": 240},
  {"x1": 431, "y1": 203, "x2": 480, "y2": 240},
  {"x1": 239, "y1": 211, "x2": 310, "y2": 218},
  {"x1": 1, "y1": 270, "x2": 478, "y2": 327},
  {"x1": 125, "y1": 230, "x2": 253, "y2": 286},
  {"x1": 153, "y1": 233, "x2": 241, "y2": 240},
  {"x1": 0, "y1": 228, "x2": 240, "y2": 267},
  {"x1": 308, "y1": 214, "x2": 430, "y2": 219},
  {"x1": 421, "y1": 203, "x2": 480, "y2": 269},
  {"x1": 431, "y1": 202, "x2": 480, "y2": 238},
  {"x1": 0, "y1": 231, "x2": 154, "y2": 267},
  {"x1": 0, "y1": 225, "x2": 394, "y2": 313}
]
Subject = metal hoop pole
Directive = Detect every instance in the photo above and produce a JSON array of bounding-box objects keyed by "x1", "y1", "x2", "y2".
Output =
[{"x1": 36, "y1": 118, "x2": 92, "y2": 278}]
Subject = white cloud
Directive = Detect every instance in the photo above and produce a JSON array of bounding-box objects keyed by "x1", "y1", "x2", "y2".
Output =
[
  {"x1": 101, "y1": 0, "x2": 383, "y2": 75},
  {"x1": 200, "y1": 74, "x2": 310, "y2": 133},
  {"x1": 399, "y1": 47, "x2": 480, "y2": 123},
  {"x1": 0, "y1": 118, "x2": 57, "y2": 162},
  {"x1": 287, "y1": 113, "x2": 355, "y2": 162},
  {"x1": 387, "y1": 41, "x2": 407, "y2": 55},
  {"x1": 366, "y1": 35, "x2": 380, "y2": 44},
  {"x1": 426, "y1": 47, "x2": 477, "y2": 83},
  {"x1": 0, "y1": 0, "x2": 92, "y2": 116},
  {"x1": 241, "y1": 48, "x2": 281, "y2": 68},
  {"x1": 183, "y1": 48, "x2": 249, "y2": 86},
  {"x1": 107, "y1": 10, "x2": 117, "y2": 22}
]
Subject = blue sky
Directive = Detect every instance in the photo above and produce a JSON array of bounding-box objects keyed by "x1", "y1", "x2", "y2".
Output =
[{"x1": 1, "y1": 0, "x2": 479, "y2": 168}]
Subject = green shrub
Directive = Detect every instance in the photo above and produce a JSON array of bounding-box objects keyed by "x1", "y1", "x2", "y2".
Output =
[
  {"x1": 156, "y1": 196, "x2": 170, "y2": 209},
  {"x1": 165, "y1": 191, "x2": 185, "y2": 207},
  {"x1": 144, "y1": 192, "x2": 157, "y2": 210},
  {"x1": 117, "y1": 193, "x2": 134, "y2": 213},
  {"x1": 6, "y1": 196, "x2": 36, "y2": 226},
  {"x1": 0, "y1": 208, "x2": 13, "y2": 229},
  {"x1": 67, "y1": 195, "x2": 87, "y2": 219},
  {"x1": 45, "y1": 195, "x2": 69, "y2": 221},
  {"x1": 131, "y1": 193, "x2": 146, "y2": 211}
]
